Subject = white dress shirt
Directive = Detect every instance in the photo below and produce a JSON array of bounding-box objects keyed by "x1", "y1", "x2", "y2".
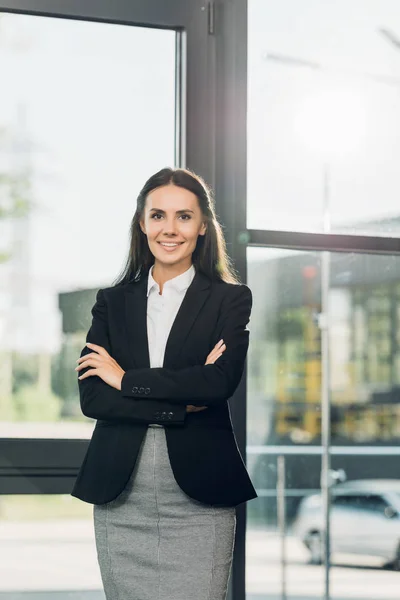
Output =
[{"x1": 146, "y1": 264, "x2": 196, "y2": 369}]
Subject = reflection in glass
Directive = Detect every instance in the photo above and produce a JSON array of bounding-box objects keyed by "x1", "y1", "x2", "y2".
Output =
[
  {"x1": 295, "y1": 480, "x2": 400, "y2": 568},
  {"x1": 246, "y1": 246, "x2": 400, "y2": 599},
  {"x1": 0, "y1": 13, "x2": 175, "y2": 438},
  {"x1": 248, "y1": 0, "x2": 400, "y2": 235},
  {"x1": 247, "y1": 248, "x2": 400, "y2": 448}
]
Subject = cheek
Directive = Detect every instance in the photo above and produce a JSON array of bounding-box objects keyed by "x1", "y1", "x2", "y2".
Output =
[
  {"x1": 145, "y1": 220, "x2": 161, "y2": 240},
  {"x1": 185, "y1": 223, "x2": 204, "y2": 242}
]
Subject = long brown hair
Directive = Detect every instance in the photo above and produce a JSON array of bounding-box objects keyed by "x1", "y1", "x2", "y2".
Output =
[{"x1": 112, "y1": 167, "x2": 240, "y2": 286}]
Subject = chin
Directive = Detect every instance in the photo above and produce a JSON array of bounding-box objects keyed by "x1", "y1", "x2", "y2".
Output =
[{"x1": 155, "y1": 253, "x2": 192, "y2": 268}]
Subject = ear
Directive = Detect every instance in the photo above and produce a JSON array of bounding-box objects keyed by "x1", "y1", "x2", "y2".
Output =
[
  {"x1": 139, "y1": 219, "x2": 146, "y2": 235},
  {"x1": 199, "y1": 221, "x2": 207, "y2": 236}
]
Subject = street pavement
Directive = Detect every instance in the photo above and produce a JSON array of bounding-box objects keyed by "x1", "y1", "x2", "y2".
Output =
[
  {"x1": 0, "y1": 520, "x2": 399, "y2": 599},
  {"x1": 247, "y1": 528, "x2": 400, "y2": 600}
]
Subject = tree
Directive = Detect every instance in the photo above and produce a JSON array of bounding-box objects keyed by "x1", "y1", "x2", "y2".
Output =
[
  {"x1": 0, "y1": 127, "x2": 34, "y2": 421},
  {"x1": 0, "y1": 160, "x2": 32, "y2": 264}
]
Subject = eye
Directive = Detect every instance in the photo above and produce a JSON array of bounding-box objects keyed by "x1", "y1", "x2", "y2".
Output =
[
  {"x1": 150, "y1": 213, "x2": 163, "y2": 220},
  {"x1": 179, "y1": 214, "x2": 192, "y2": 220}
]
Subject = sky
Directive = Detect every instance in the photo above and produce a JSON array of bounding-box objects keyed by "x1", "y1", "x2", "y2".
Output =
[{"x1": 248, "y1": 0, "x2": 400, "y2": 232}]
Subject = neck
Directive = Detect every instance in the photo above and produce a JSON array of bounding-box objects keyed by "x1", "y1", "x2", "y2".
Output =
[{"x1": 152, "y1": 260, "x2": 193, "y2": 292}]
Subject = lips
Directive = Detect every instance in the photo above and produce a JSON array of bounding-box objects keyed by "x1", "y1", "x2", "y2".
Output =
[{"x1": 157, "y1": 241, "x2": 184, "y2": 252}]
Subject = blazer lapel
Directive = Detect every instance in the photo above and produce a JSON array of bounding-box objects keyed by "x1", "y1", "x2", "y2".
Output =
[
  {"x1": 125, "y1": 269, "x2": 211, "y2": 370},
  {"x1": 163, "y1": 270, "x2": 211, "y2": 368},
  {"x1": 125, "y1": 275, "x2": 150, "y2": 368}
]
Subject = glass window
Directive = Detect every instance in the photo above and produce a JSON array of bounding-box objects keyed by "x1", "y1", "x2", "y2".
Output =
[
  {"x1": 247, "y1": 247, "x2": 400, "y2": 447},
  {"x1": 246, "y1": 246, "x2": 400, "y2": 596},
  {"x1": 333, "y1": 494, "x2": 389, "y2": 514},
  {"x1": 248, "y1": 0, "x2": 400, "y2": 236},
  {"x1": 0, "y1": 13, "x2": 176, "y2": 439},
  {"x1": 0, "y1": 495, "x2": 99, "y2": 594}
]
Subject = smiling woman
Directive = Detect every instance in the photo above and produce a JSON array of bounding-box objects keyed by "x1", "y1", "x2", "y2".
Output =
[
  {"x1": 71, "y1": 166, "x2": 257, "y2": 600},
  {"x1": 113, "y1": 166, "x2": 239, "y2": 287},
  {"x1": 139, "y1": 183, "x2": 207, "y2": 286}
]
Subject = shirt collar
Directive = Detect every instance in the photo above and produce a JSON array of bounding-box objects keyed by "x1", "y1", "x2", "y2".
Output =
[{"x1": 147, "y1": 264, "x2": 196, "y2": 297}]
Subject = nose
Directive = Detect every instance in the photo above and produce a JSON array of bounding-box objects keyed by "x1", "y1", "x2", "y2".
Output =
[{"x1": 162, "y1": 217, "x2": 178, "y2": 235}]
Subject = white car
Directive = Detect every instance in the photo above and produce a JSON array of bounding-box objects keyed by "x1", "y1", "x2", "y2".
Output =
[{"x1": 293, "y1": 479, "x2": 400, "y2": 569}]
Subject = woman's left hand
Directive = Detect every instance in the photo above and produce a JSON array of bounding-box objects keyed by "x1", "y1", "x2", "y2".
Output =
[{"x1": 75, "y1": 343, "x2": 125, "y2": 391}]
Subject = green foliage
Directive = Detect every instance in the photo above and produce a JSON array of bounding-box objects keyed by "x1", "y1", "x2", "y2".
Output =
[
  {"x1": 51, "y1": 337, "x2": 86, "y2": 418},
  {"x1": 0, "y1": 129, "x2": 34, "y2": 264},
  {"x1": 276, "y1": 308, "x2": 306, "y2": 340},
  {"x1": 12, "y1": 352, "x2": 37, "y2": 393},
  {"x1": 0, "y1": 171, "x2": 32, "y2": 213},
  {"x1": 0, "y1": 393, "x2": 17, "y2": 420},
  {"x1": 13, "y1": 385, "x2": 62, "y2": 422}
]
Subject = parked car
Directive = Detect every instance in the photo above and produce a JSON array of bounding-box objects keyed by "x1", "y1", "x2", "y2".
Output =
[{"x1": 293, "y1": 479, "x2": 400, "y2": 569}]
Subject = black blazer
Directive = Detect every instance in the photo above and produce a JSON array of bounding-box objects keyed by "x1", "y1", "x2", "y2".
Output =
[{"x1": 71, "y1": 269, "x2": 257, "y2": 507}]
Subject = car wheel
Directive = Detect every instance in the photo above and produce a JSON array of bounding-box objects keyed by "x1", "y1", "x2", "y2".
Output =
[{"x1": 306, "y1": 531, "x2": 323, "y2": 565}]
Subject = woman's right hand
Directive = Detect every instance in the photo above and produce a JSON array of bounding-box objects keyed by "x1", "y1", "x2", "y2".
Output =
[
  {"x1": 186, "y1": 340, "x2": 226, "y2": 413},
  {"x1": 205, "y1": 339, "x2": 226, "y2": 365}
]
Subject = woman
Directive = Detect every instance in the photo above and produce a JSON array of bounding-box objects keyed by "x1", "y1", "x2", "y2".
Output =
[{"x1": 71, "y1": 167, "x2": 257, "y2": 600}]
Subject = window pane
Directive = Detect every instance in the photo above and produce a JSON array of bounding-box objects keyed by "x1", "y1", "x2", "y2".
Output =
[
  {"x1": 0, "y1": 13, "x2": 176, "y2": 438},
  {"x1": 248, "y1": 0, "x2": 400, "y2": 236},
  {"x1": 0, "y1": 495, "x2": 101, "y2": 596},
  {"x1": 246, "y1": 246, "x2": 324, "y2": 599},
  {"x1": 247, "y1": 247, "x2": 400, "y2": 448},
  {"x1": 246, "y1": 246, "x2": 400, "y2": 599}
]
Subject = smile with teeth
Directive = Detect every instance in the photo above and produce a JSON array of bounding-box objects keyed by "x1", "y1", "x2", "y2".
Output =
[
  {"x1": 159, "y1": 242, "x2": 183, "y2": 248},
  {"x1": 158, "y1": 241, "x2": 184, "y2": 250}
]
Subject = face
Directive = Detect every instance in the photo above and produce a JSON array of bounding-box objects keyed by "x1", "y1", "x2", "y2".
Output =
[{"x1": 140, "y1": 184, "x2": 207, "y2": 270}]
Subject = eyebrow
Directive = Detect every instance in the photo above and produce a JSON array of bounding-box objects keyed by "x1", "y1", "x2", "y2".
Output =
[{"x1": 149, "y1": 208, "x2": 195, "y2": 214}]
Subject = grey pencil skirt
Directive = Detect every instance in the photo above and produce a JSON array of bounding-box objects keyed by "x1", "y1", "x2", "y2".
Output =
[{"x1": 93, "y1": 424, "x2": 236, "y2": 600}]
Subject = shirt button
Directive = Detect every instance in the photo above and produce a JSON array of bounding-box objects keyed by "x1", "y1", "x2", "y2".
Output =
[
  {"x1": 139, "y1": 387, "x2": 144, "y2": 393},
  {"x1": 145, "y1": 388, "x2": 150, "y2": 394},
  {"x1": 132, "y1": 386, "x2": 138, "y2": 393}
]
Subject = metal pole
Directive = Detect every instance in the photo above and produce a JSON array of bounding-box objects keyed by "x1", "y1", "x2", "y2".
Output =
[
  {"x1": 277, "y1": 455, "x2": 287, "y2": 600},
  {"x1": 320, "y1": 163, "x2": 332, "y2": 600}
]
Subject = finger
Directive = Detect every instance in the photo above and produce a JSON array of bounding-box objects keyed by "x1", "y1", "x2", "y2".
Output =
[
  {"x1": 210, "y1": 343, "x2": 226, "y2": 355},
  {"x1": 209, "y1": 351, "x2": 225, "y2": 364},
  {"x1": 75, "y1": 358, "x2": 102, "y2": 371},
  {"x1": 75, "y1": 356, "x2": 102, "y2": 368},
  {"x1": 85, "y1": 343, "x2": 109, "y2": 356},
  {"x1": 207, "y1": 345, "x2": 226, "y2": 361},
  {"x1": 214, "y1": 339, "x2": 224, "y2": 349},
  {"x1": 78, "y1": 369, "x2": 98, "y2": 380},
  {"x1": 76, "y1": 352, "x2": 102, "y2": 364}
]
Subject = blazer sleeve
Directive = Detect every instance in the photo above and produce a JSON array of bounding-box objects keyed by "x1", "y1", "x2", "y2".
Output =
[
  {"x1": 77, "y1": 289, "x2": 187, "y2": 424},
  {"x1": 120, "y1": 284, "x2": 252, "y2": 407}
]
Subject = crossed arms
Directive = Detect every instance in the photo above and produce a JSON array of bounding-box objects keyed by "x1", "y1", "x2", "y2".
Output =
[{"x1": 77, "y1": 284, "x2": 252, "y2": 424}]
